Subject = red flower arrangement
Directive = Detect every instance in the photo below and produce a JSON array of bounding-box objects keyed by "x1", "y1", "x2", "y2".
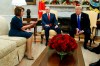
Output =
[{"x1": 48, "y1": 34, "x2": 78, "y2": 53}]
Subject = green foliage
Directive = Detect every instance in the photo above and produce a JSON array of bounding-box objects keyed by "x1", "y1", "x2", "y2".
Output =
[
  {"x1": 50, "y1": 0, "x2": 60, "y2": 4},
  {"x1": 45, "y1": 1, "x2": 49, "y2": 4},
  {"x1": 82, "y1": 1, "x2": 90, "y2": 5}
]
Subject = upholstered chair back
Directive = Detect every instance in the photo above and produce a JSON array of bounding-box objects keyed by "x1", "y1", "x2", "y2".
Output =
[
  {"x1": 83, "y1": 11, "x2": 98, "y2": 37},
  {"x1": 0, "y1": 16, "x2": 9, "y2": 35},
  {"x1": 83, "y1": 11, "x2": 98, "y2": 28},
  {"x1": 43, "y1": 10, "x2": 58, "y2": 20}
]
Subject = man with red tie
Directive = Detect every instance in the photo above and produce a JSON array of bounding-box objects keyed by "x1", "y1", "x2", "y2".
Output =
[
  {"x1": 42, "y1": 7, "x2": 61, "y2": 46},
  {"x1": 69, "y1": 6, "x2": 91, "y2": 49}
]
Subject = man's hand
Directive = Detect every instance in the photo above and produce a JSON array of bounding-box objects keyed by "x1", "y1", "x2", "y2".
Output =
[
  {"x1": 76, "y1": 28, "x2": 84, "y2": 35},
  {"x1": 76, "y1": 28, "x2": 79, "y2": 35},
  {"x1": 24, "y1": 29, "x2": 32, "y2": 32},
  {"x1": 45, "y1": 25, "x2": 50, "y2": 27},
  {"x1": 78, "y1": 30, "x2": 84, "y2": 34},
  {"x1": 30, "y1": 21, "x2": 37, "y2": 28},
  {"x1": 55, "y1": 25, "x2": 58, "y2": 28}
]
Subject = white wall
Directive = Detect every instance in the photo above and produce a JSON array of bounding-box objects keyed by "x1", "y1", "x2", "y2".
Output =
[
  {"x1": 0, "y1": 0, "x2": 39, "y2": 23},
  {"x1": 0, "y1": 0, "x2": 39, "y2": 16},
  {"x1": 0, "y1": 0, "x2": 13, "y2": 15},
  {"x1": 97, "y1": 30, "x2": 100, "y2": 36},
  {"x1": 0, "y1": 0, "x2": 39, "y2": 28}
]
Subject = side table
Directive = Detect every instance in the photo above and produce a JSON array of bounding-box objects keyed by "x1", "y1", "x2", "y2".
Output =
[{"x1": 23, "y1": 18, "x2": 37, "y2": 43}]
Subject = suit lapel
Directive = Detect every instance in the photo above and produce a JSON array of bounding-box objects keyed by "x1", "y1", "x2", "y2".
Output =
[
  {"x1": 81, "y1": 13, "x2": 84, "y2": 21},
  {"x1": 49, "y1": 13, "x2": 52, "y2": 22},
  {"x1": 75, "y1": 14, "x2": 77, "y2": 22},
  {"x1": 75, "y1": 13, "x2": 83, "y2": 23}
]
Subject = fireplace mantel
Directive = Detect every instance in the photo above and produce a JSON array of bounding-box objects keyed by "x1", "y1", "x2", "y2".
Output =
[
  {"x1": 46, "y1": 5, "x2": 89, "y2": 12},
  {"x1": 46, "y1": 5, "x2": 89, "y2": 18},
  {"x1": 46, "y1": 5, "x2": 89, "y2": 8}
]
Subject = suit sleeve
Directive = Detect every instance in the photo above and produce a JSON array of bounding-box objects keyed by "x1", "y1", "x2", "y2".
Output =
[
  {"x1": 70, "y1": 14, "x2": 77, "y2": 29},
  {"x1": 42, "y1": 15, "x2": 46, "y2": 26},
  {"x1": 83, "y1": 14, "x2": 90, "y2": 30},
  {"x1": 53, "y1": 14, "x2": 58, "y2": 25}
]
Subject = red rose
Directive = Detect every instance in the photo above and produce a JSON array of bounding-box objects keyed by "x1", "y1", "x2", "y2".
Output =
[{"x1": 48, "y1": 34, "x2": 78, "y2": 52}]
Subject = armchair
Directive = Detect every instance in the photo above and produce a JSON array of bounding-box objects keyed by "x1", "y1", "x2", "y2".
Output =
[{"x1": 79, "y1": 11, "x2": 98, "y2": 46}]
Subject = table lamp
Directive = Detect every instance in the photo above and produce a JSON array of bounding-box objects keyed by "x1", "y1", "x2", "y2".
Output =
[{"x1": 12, "y1": 0, "x2": 27, "y2": 6}]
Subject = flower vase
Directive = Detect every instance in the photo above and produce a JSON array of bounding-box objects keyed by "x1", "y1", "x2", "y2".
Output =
[{"x1": 57, "y1": 51, "x2": 67, "y2": 60}]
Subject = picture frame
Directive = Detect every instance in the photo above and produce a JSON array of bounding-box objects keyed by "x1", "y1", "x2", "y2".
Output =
[{"x1": 26, "y1": 0, "x2": 36, "y2": 5}]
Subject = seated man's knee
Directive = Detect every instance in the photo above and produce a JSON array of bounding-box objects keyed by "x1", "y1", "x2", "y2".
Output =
[
  {"x1": 56, "y1": 28, "x2": 61, "y2": 34},
  {"x1": 45, "y1": 27, "x2": 50, "y2": 29},
  {"x1": 45, "y1": 27, "x2": 50, "y2": 30}
]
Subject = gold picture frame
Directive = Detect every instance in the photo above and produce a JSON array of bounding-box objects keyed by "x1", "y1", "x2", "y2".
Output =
[{"x1": 26, "y1": 0, "x2": 36, "y2": 5}]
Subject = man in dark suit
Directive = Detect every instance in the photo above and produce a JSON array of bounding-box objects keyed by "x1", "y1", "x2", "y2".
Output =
[
  {"x1": 42, "y1": 7, "x2": 61, "y2": 46},
  {"x1": 69, "y1": 6, "x2": 91, "y2": 49}
]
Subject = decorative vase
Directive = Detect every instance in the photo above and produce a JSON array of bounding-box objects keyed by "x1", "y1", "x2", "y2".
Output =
[{"x1": 57, "y1": 51, "x2": 68, "y2": 60}]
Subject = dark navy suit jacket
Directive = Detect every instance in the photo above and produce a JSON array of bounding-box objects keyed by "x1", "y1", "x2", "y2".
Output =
[
  {"x1": 70, "y1": 12, "x2": 91, "y2": 33},
  {"x1": 42, "y1": 13, "x2": 58, "y2": 27}
]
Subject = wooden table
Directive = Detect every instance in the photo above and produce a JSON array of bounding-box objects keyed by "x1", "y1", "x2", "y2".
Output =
[
  {"x1": 32, "y1": 44, "x2": 85, "y2": 66},
  {"x1": 23, "y1": 18, "x2": 37, "y2": 43}
]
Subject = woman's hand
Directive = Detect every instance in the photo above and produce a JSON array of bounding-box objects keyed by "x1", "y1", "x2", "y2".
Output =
[
  {"x1": 29, "y1": 21, "x2": 37, "y2": 28},
  {"x1": 21, "y1": 21, "x2": 37, "y2": 30},
  {"x1": 24, "y1": 29, "x2": 32, "y2": 32},
  {"x1": 76, "y1": 28, "x2": 79, "y2": 35}
]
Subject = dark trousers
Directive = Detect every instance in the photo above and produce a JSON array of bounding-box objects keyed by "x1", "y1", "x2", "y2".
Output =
[
  {"x1": 44, "y1": 26, "x2": 61, "y2": 43},
  {"x1": 69, "y1": 29, "x2": 91, "y2": 48}
]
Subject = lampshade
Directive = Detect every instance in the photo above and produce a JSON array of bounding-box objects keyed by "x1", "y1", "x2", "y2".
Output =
[{"x1": 12, "y1": 0, "x2": 27, "y2": 6}]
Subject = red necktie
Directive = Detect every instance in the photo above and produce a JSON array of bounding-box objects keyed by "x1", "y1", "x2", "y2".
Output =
[{"x1": 48, "y1": 13, "x2": 50, "y2": 20}]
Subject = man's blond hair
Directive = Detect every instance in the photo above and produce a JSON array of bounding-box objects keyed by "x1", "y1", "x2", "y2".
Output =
[{"x1": 75, "y1": 6, "x2": 82, "y2": 10}]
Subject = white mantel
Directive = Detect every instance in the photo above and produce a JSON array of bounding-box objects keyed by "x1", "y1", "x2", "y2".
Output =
[
  {"x1": 46, "y1": 5, "x2": 89, "y2": 18},
  {"x1": 46, "y1": 5, "x2": 89, "y2": 8},
  {"x1": 46, "y1": 5, "x2": 89, "y2": 12}
]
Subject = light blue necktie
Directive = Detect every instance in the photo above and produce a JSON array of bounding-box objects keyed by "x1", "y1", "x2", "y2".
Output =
[{"x1": 77, "y1": 15, "x2": 81, "y2": 30}]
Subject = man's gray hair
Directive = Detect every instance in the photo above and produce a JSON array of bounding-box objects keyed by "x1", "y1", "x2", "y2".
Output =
[
  {"x1": 75, "y1": 6, "x2": 82, "y2": 9},
  {"x1": 45, "y1": 7, "x2": 50, "y2": 9}
]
